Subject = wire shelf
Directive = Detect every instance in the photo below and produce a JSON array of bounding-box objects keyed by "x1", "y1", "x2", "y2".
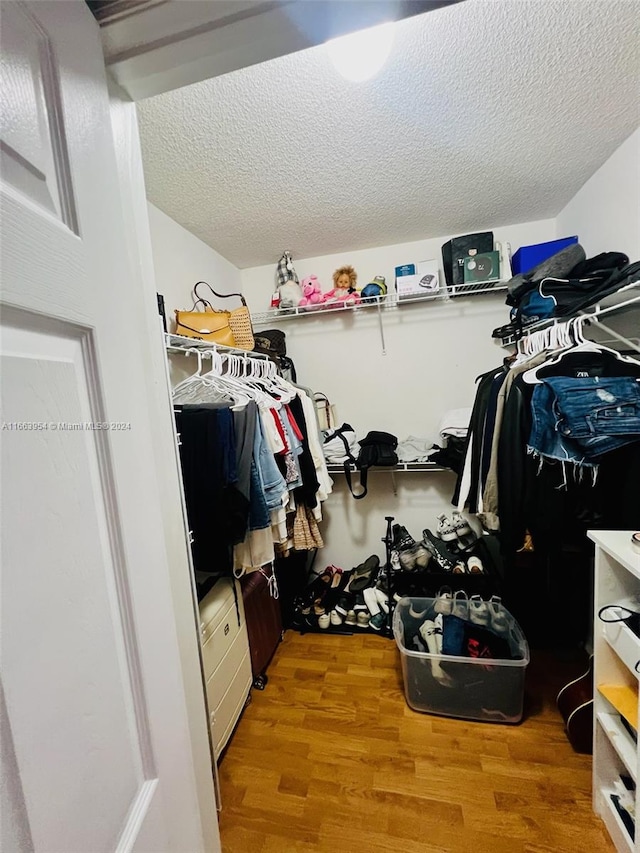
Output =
[
  {"x1": 498, "y1": 283, "x2": 640, "y2": 347},
  {"x1": 252, "y1": 282, "x2": 508, "y2": 325},
  {"x1": 165, "y1": 332, "x2": 269, "y2": 358},
  {"x1": 326, "y1": 461, "x2": 450, "y2": 474}
]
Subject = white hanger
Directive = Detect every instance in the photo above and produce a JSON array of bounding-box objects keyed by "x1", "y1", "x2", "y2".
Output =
[{"x1": 523, "y1": 315, "x2": 639, "y2": 384}]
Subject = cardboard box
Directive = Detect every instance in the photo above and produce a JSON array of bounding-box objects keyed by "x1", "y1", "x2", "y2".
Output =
[{"x1": 395, "y1": 260, "x2": 440, "y2": 299}]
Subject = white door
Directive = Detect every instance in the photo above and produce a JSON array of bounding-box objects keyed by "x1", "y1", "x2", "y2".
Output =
[{"x1": 0, "y1": 3, "x2": 218, "y2": 852}]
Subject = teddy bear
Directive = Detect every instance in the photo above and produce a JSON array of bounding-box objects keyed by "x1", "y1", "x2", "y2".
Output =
[
  {"x1": 322, "y1": 265, "x2": 361, "y2": 308},
  {"x1": 298, "y1": 275, "x2": 324, "y2": 310}
]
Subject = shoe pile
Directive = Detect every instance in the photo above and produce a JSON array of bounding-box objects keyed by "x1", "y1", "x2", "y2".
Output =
[
  {"x1": 400, "y1": 588, "x2": 515, "y2": 680},
  {"x1": 391, "y1": 512, "x2": 484, "y2": 575},
  {"x1": 293, "y1": 556, "x2": 394, "y2": 634},
  {"x1": 424, "y1": 512, "x2": 483, "y2": 574},
  {"x1": 396, "y1": 590, "x2": 528, "y2": 722},
  {"x1": 390, "y1": 524, "x2": 431, "y2": 572}
]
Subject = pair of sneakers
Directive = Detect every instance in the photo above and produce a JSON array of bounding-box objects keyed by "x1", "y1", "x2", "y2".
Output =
[
  {"x1": 436, "y1": 512, "x2": 477, "y2": 550},
  {"x1": 345, "y1": 609, "x2": 371, "y2": 628},
  {"x1": 392, "y1": 525, "x2": 430, "y2": 571},
  {"x1": 445, "y1": 591, "x2": 510, "y2": 635}
]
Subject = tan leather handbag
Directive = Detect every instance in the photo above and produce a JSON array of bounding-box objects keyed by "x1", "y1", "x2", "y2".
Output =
[{"x1": 174, "y1": 282, "x2": 255, "y2": 350}]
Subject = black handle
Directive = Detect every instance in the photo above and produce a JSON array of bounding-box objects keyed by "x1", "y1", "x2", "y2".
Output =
[{"x1": 194, "y1": 281, "x2": 247, "y2": 307}]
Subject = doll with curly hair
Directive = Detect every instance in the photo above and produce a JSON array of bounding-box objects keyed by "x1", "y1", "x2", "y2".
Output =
[{"x1": 323, "y1": 265, "x2": 360, "y2": 307}]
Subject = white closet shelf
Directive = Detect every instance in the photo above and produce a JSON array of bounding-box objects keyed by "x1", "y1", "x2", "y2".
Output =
[
  {"x1": 326, "y1": 461, "x2": 449, "y2": 474},
  {"x1": 165, "y1": 332, "x2": 269, "y2": 358},
  {"x1": 326, "y1": 460, "x2": 452, "y2": 496},
  {"x1": 596, "y1": 711, "x2": 637, "y2": 782},
  {"x1": 588, "y1": 530, "x2": 640, "y2": 579},
  {"x1": 252, "y1": 283, "x2": 508, "y2": 326}
]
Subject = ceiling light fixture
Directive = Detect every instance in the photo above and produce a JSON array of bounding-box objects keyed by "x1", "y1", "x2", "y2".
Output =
[{"x1": 326, "y1": 21, "x2": 395, "y2": 83}]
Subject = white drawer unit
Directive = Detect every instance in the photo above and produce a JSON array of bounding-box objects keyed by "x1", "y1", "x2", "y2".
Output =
[
  {"x1": 199, "y1": 578, "x2": 252, "y2": 759},
  {"x1": 590, "y1": 530, "x2": 640, "y2": 853}
]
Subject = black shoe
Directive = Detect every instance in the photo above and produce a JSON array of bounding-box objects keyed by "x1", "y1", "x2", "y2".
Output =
[
  {"x1": 392, "y1": 524, "x2": 415, "y2": 551},
  {"x1": 335, "y1": 592, "x2": 354, "y2": 617},
  {"x1": 422, "y1": 529, "x2": 458, "y2": 572},
  {"x1": 345, "y1": 555, "x2": 380, "y2": 593}
]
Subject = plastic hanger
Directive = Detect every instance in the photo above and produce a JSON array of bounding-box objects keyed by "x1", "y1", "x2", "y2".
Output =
[{"x1": 523, "y1": 316, "x2": 640, "y2": 384}]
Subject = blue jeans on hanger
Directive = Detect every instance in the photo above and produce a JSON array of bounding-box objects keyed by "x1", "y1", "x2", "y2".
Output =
[
  {"x1": 546, "y1": 375, "x2": 640, "y2": 457},
  {"x1": 528, "y1": 376, "x2": 640, "y2": 466}
]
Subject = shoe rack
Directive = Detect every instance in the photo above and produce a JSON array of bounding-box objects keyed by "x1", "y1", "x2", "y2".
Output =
[{"x1": 590, "y1": 530, "x2": 640, "y2": 852}]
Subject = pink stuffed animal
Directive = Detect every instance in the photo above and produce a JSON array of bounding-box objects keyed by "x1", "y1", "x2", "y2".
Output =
[{"x1": 298, "y1": 275, "x2": 324, "y2": 309}]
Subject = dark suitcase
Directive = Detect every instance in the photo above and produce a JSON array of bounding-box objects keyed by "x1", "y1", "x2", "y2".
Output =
[{"x1": 240, "y1": 566, "x2": 283, "y2": 690}]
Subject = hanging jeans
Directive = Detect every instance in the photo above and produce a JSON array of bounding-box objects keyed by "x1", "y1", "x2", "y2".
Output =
[{"x1": 529, "y1": 376, "x2": 640, "y2": 465}]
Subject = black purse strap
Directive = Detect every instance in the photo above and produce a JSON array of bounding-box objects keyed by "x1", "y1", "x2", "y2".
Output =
[
  {"x1": 598, "y1": 605, "x2": 638, "y2": 623},
  {"x1": 194, "y1": 281, "x2": 247, "y2": 308},
  {"x1": 343, "y1": 462, "x2": 367, "y2": 499},
  {"x1": 330, "y1": 429, "x2": 366, "y2": 499}
]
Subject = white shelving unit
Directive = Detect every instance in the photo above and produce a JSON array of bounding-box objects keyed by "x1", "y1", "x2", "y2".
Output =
[
  {"x1": 590, "y1": 530, "x2": 640, "y2": 852},
  {"x1": 252, "y1": 282, "x2": 509, "y2": 355},
  {"x1": 498, "y1": 282, "x2": 640, "y2": 350},
  {"x1": 252, "y1": 282, "x2": 508, "y2": 326}
]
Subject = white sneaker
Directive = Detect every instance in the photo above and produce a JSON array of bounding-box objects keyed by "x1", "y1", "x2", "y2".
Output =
[
  {"x1": 419, "y1": 619, "x2": 453, "y2": 686},
  {"x1": 434, "y1": 586, "x2": 453, "y2": 615},
  {"x1": 452, "y1": 511, "x2": 477, "y2": 548},
  {"x1": 452, "y1": 590, "x2": 469, "y2": 620},
  {"x1": 318, "y1": 613, "x2": 331, "y2": 629},
  {"x1": 374, "y1": 588, "x2": 389, "y2": 614},
  {"x1": 330, "y1": 609, "x2": 343, "y2": 627},
  {"x1": 356, "y1": 611, "x2": 370, "y2": 628},
  {"x1": 363, "y1": 586, "x2": 381, "y2": 616},
  {"x1": 468, "y1": 594, "x2": 490, "y2": 628},
  {"x1": 418, "y1": 619, "x2": 440, "y2": 654},
  {"x1": 436, "y1": 513, "x2": 458, "y2": 546},
  {"x1": 487, "y1": 596, "x2": 510, "y2": 634},
  {"x1": 434, "y1": 614, "x2": 444, "y2": 654},
  {"x1": 466, "y1": 556, "x2": 484, "y2": 574}
]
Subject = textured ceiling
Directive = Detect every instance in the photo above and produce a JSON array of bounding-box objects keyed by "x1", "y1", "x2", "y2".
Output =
[{"x1": 138, "y1": 0, "x2": 640, "y2": 269}]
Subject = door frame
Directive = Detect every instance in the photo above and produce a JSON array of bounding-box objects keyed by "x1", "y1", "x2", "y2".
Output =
[{"x1": 107, "y1": 81, "x2": 220, "y2": 852}]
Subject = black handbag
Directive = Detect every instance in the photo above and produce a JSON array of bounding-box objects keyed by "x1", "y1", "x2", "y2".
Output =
[{"x1": 344, "y1": 431, "x2": 398, "y2": 500}]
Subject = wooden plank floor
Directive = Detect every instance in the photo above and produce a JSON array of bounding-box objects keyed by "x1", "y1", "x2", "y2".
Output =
[{"x1": 218, "y1": 631, "x2": 613, "y2": 852}]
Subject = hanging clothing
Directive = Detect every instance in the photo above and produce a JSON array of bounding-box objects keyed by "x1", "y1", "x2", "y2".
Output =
[{"x1": 175, "y1": 405, "x2": 248, "y2": 578}]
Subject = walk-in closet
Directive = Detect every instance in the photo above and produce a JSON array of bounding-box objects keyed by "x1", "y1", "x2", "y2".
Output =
[
  {"x1": 130, "y1": 0, "x2": 640, "y2": 847},
  {"x1": 2, "y1": 1, "x2": 639, "y2": 852}
]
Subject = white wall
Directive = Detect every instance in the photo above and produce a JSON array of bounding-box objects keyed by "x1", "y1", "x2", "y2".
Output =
[
  {"x1": 557, "y1": 127, "x2": 640, "y2": 259},
  {"x1": 241, "y1": 218, "x2": 556, "y2": 570},
  {"x1": 147, "y1": 202, "x2": 242, "y2": 332}
]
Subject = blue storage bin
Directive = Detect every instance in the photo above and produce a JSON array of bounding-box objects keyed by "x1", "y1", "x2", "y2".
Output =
[{"x1": 511, "y1": 236, "x2": 578, "y2": 276}]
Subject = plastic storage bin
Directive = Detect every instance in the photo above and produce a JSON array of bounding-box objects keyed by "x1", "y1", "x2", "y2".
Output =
[
  {"x1": 511, "y1": 236, "x2": 578, "y2": 276},
  {"x1": 393, "y1": 597, "x2": 529, "y2": 724}
]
